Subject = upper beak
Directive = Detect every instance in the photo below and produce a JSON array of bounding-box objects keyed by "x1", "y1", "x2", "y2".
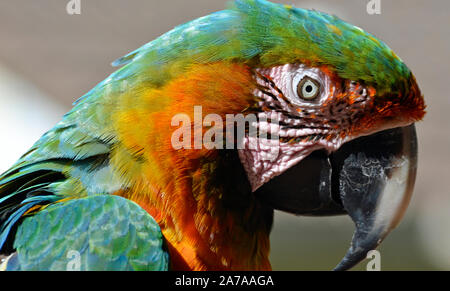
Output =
[{"x1": 255, "y1": 124, "x2": 418, "y2": 271}]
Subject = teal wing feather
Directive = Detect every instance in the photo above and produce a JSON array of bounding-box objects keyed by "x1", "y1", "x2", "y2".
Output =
[
  {"x1": 0, "y1": 121, "x2": 119, "y2": 251},
  {"x1": 4, "y1": 195, "x2": 169, "y2": 271}
]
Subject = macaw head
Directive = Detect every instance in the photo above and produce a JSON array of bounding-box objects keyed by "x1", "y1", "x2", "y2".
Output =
[{"x1": 110, "y1": 0, "x2": 425, "y2": 270}]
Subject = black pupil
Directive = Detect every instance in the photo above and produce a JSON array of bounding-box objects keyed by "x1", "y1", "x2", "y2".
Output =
[{"x1": 305, "y1": 85, "x2": 313, "y2": 93}]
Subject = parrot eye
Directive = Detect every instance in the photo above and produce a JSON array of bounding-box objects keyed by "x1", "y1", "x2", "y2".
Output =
[{"x1": 297, "y1": 76, "x2": 321, "y2": 101}]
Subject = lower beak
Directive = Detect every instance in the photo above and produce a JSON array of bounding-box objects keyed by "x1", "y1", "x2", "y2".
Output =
[{"x1": 255, "y1": 124, "x2": 418, "y2": 271}]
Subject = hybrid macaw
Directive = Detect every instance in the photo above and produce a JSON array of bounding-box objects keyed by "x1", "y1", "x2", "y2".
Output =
[{"x1": 0, "y1": 0, "x2": 425, "y2": 271}]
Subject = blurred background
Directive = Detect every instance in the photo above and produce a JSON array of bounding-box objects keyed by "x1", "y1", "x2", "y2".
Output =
[{"x1": 0, "y1": 0, "x2": 448, "y2": 270}]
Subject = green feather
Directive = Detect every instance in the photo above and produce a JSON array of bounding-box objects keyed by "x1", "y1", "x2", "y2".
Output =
[
  {"x1": 106, "y1": 0, "x2": 412, "y2": 97},
  {"x1": 7, "y1": 195, "x2": 169, "y2": 271}
]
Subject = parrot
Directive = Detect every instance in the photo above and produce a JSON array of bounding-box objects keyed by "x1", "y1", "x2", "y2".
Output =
[{"x1": 0, "y1": 0, "x2": 425, "y2": 271}]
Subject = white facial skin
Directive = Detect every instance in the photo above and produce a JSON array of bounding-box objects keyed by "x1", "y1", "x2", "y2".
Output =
[{"x1": 239, "y1": 64, "x2": 371, "y2": 192}]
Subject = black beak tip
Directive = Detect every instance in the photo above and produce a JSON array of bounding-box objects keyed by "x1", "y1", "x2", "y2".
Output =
[{"x1": 333, "y1": 231, "x2": 383, "y2": 271}]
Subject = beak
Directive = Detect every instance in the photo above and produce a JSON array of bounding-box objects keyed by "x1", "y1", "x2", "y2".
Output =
[{"x1": 255, "y1": 124, "x2": 418, "y2": 271}]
